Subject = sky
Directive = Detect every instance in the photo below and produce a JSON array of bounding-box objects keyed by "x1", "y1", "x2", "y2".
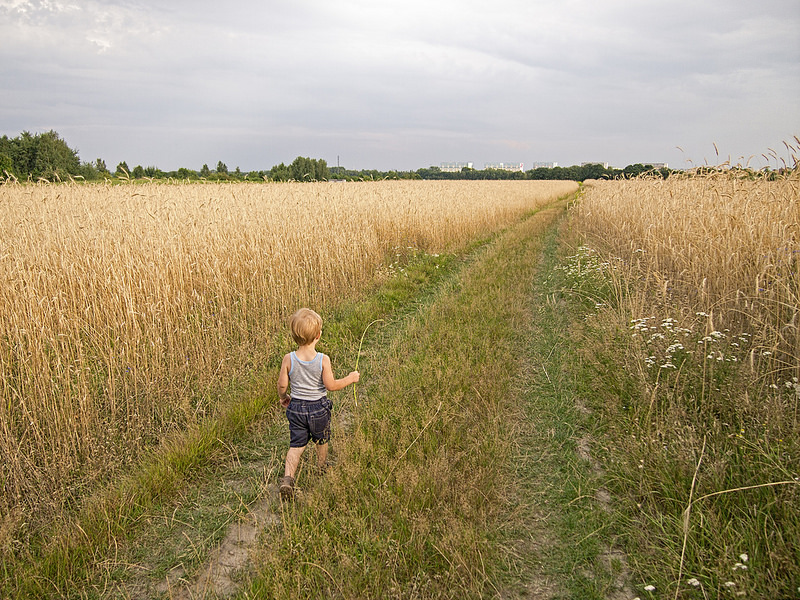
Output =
[{"x1": 1, "y1": 0, "x2": 799, "y2": 172}]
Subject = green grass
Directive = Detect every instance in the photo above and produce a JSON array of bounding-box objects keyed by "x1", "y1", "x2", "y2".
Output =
[
  {"x1": 240, "y1": 198, "x2": 613, "y2": 599},
  {"x1": 552, "y1": 239, "x2": 800, "y2": 598},
  {"x1": 494, "y1": 218, "x2": 635, "y2": 599}
]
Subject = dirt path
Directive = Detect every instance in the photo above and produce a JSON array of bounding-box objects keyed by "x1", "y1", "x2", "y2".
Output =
[
  {"x1": 124, "y1": 408, "x2": 354, "y2": 599},
  {"x1": 116, "y1": 198, "x2": 631, "y2": 598},
  {"x1": 160, "y1": 494, "x2": 277, "y2": 599}
]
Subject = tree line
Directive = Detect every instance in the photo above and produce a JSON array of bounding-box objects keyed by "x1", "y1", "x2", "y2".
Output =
[{"x1": 1, "y1": 130, "x2": 678, "y2": 183}]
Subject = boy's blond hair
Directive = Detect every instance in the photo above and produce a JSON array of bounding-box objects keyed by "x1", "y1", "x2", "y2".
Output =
[{"x1": 289, "y1": 308, "x2": 323, "y2": 346}]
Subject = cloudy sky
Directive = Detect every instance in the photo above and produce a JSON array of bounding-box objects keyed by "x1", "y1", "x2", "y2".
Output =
[{"x1": 1, "y1": 0, "x2": 799, "y2": 172}]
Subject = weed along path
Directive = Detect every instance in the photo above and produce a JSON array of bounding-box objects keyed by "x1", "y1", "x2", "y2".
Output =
[{"x1": 44, "y1": 191, "x2": 628, "y2": 598}]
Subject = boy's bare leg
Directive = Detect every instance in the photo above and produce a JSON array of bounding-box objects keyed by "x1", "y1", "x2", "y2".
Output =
[
  {"x1": 284, "y1": 446, "x2": 306, "y2": 478},
  {"x1": 316, "y1": 442, "x2": 328, "y2": 469}
]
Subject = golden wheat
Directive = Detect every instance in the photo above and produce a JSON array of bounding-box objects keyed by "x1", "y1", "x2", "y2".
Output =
[
  {"x1": 0, "y1": 179, "x2": 576, "y2": 530},
  {"x1": 574, "y1": 172, "x2": 799, "y2": 371},
  {"x1": 570, "y1": 167, "x2": 800, "y2": 598}
]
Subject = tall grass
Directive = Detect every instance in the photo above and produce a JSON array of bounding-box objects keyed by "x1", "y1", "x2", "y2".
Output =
[
  {"x1": 569, "y1": 170, "x2": 799, "y2": 596},
  {"x1": 0, "y1": 180, "x2": 577, "y2": 550}
]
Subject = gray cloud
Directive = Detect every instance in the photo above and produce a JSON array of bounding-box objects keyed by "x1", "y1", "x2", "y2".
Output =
[{"x1": 1, "y1": 0, "x2": 798, "y2": 171}]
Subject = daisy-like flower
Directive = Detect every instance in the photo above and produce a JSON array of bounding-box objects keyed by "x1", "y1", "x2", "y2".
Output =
[
  {"x1": 644, "y1": 584, "x2": 656, "y2": 591},
  {"x1": 687, "y1": 578, "x2": 700, "y2": 587}
]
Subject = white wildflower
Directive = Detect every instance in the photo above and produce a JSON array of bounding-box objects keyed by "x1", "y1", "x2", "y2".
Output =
[
  {"x1": 687, "y1": 578, "x2": 700, "y2": 587},
  {"x1": 644, "y1": 584, "x2": 656, "y2": 591},
  {"x1": 666, "y1": 342, "x2": 684, "y2": 354}
]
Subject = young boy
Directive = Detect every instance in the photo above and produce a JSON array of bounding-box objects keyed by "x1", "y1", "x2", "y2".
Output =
[{"x1": 277, "y1": 308, "x2": 359, "y2": 500}]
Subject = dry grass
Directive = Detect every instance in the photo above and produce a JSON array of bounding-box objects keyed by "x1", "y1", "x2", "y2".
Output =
[
  {"x1": 568, "y1": 169, "x2": 799, "y2": 594},
  {"x1": 0, "y1": 179, "x2": 576, "y2": 541},
  {"x1": 575, "y1": 171, "x2": 799, "y2": 389}
]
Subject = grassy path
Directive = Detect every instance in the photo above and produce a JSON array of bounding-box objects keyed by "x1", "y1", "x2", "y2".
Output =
[
  {"x1": 7, "y1": 192, "x2": 635, "y2": 598},
  {"x1": 233, "y1": 194, "x2": 628, "y2": 599},
  {"x1": 504, "y1": 218, "x2": 635, "y2": 600}
]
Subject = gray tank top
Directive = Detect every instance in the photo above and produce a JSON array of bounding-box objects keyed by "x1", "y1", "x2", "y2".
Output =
[{"x1": 289, "y1": 352, "x2": 326, "y2": 401}]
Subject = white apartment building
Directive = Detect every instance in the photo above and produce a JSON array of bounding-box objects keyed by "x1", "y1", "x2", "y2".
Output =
[
  {"x1": 484, "y1": 162, "x2": 524, "y2": 172},
  {"x1": 440, "y1": 162, "x2": 474, "y2": 172}
]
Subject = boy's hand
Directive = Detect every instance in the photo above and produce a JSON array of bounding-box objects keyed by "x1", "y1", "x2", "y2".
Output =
[
  {"x1": 349, "y1": 371, "x2": 360, "y2": 384},
  {"x1": 280, "y1": 395, "x2": 291, "y2": 408}
]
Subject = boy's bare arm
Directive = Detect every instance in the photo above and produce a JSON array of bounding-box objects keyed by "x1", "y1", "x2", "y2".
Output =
[
  {"x1": 277, "y1": 354, "x2": 292, "y2": 407},
  {"x1": 322, "y1": 354, "x2": 359, "y2": 391}
]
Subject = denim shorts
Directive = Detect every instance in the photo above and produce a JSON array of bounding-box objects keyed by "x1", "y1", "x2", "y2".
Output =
[{"x1": 286, "y1": 397, "x2": 331, "y2": 448}]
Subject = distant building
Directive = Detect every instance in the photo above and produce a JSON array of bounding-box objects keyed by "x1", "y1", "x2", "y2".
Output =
[
  {"x1": 484, "y1": 162, "x2": 524, "y2": 172},
  {"x1": 644, "y1": 162, "x2": 669, "y2": 169},
  {"x1": 581, "y1": 162, "x2": 610, "y2": 169},
  {"x1": 531, "y1": 162, "x2": 558, "y2": 169},
  {"x1": 440, "y1": 162, "x2": 473, "y2": 172}
]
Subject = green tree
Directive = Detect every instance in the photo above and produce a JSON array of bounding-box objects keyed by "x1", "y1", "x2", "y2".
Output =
[
  {"x1": 200, "y1": 163, "x2": 211, "y2": 177},
  {"x1": 289, "y1": 156, "x2": 329, "y2": 181},
  {"x1": 132, "y1": 165, "x2": 145, "y2": 179},
  {"x1": 13, "y1": 131, "x2": 39, "y2": 177},
  {"x1": 216, "y1": 161, "x2": 228, "y2": 174},
  {"x1": 576, "y1": 163, "x2": 607, "y2": 181},
  {"x1": 269, "y1": 162, "x2": 291, "y2": 181},
  {"x1": 0, "y1": 135, "x2": 14, "y2": 177},
  {"x1": 116, "y1": 161, "x2": 130, "y2": 178},
  {"x1": 143, "y1": 166, "x2": 163, "y2": 178},
  {"x1": 622, "y1": 163, "x2": 649, "y2": 178},
  {"x1": 0, "y1": 130, "x2": 81, "y2": 180},
  {"x1": 80, "y1": 161, "x2": 98, "y2": 180},
  {"x1": 289, "y1": 156, "x2": 312, "y2": 180},
  {"x1": 30, "y1": 130, "x2": 80, "y2": 180}
]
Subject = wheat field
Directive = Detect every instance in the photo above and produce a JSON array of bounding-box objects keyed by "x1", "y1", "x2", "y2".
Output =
[
  {"x1": 575, "y1": 172, "x2": 799, "y2": 377},
  {"x1": 570, "y1": 171, "x2": 799, "y2": 593},
  {"x1": 0, "y1": 179, "x2": 576, "y2": 532}
]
